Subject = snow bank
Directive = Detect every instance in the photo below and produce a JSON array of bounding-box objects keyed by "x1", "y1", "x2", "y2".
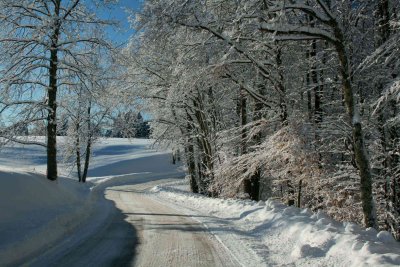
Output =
[
  {"x1": 150, "y1": 181, "x2": 400, "y2": 267},
  {"x1": 0, "y1": 169, "x2": 92, "y2": 266}
]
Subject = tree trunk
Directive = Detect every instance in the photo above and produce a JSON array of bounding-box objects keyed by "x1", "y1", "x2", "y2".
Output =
[
  {"x1": 297, "y1": 179, "x2": 303, "y2": 208},
  {"x1": 195, "y1": 137, "x2": 209, "y2": 195},
  {"x1": 82, "y1": 136, "x2": 91, "y2": 183},
  {"x1": 82, "y1": 103, "x2": 92, "y2": 183},
  {"x1": 244, "y1": 171, "x2": 261, "y2": 201},
  {"x1": 334, "y1": 26, "x2": 377, "y2": 228},
  {"x1": 240, "y1": 88, "x2": 247, "y2": 155},
  {"x1": 246, "y1": 82, "x2": 267, "y2": 201},
  {"x1": 287, "y1": 181, "x2": 295, "y2": 206},
  {"x1": 192, "y1": 95, "x2": 214, "y2": 195},
  {"x1": 75, "y1": 121, "x2": 82, "y2": 182},
  {"x1": 187, "y1": 143, "x2": 198, "y2": 193},
  {"x1": 46, "y1": 84, "x2": 58, "y2": 181},
  {"x1": 46, "y1": 0, "x2": 61, "y2": 181},
  {"x1": 239, "y1": 87, "x2": 260, "y2": 200},
  {"x1": 185, "y1": 112, "x2": 199, "y2": 193}
]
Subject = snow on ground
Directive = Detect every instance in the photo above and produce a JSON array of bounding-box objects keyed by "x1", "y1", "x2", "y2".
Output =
[
  {"x1": 0, "y1": 170, "x2": 92, "y2": 265},
  {"x1": 0, "y1": 137, "x2": 173, "y2": 177},
  {"x1": 0, "y1": 138, "x2": 182, "y2": 266},
  {"x1": 87, "y1": 138, "x2": 181, "y2": 180},
  {"x1": 1, "y1": 137, "x2": 399, "y2": 266},
  {"x1": 149, "y1": 181, "x2": 400, "y2": 267}
]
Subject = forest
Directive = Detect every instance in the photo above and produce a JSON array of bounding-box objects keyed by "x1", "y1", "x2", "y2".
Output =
[{"x1": 0, "y1": 0, "x2": 399, "y2": 240}]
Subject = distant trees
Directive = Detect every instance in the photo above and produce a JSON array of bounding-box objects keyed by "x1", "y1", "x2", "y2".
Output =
[
  {"x1": 125, "y1": 0, "x2": 400, "y2": 238},
  {"x1": 0, "y1": 0, "x2": 115, "y2": 180},
  {"x1": 106, "y1": 111, "x2": 150, "y2": 138}
]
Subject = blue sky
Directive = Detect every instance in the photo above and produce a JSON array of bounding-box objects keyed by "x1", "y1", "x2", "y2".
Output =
[{"x1": 100, "y1": 0, "x2": 144, "y2": 45}]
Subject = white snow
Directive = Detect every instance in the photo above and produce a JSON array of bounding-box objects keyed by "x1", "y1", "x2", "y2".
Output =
[
  {"x1": 1, "y1": 137, "x2": 399, "y2": 266},
  {"x1": 149, "y1": 180, "x2": 400, "y2": 267},
  {"x1": 0, "y1": 137, "x2": 182, "y2": 266},
  {"x1": 0, "y1": 170, "x2": 92, "y2": 265}
]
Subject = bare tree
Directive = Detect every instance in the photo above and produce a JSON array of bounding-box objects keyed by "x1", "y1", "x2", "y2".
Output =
[{"x1": 0, "y1": 0, "x2": 114, "y2": 180}]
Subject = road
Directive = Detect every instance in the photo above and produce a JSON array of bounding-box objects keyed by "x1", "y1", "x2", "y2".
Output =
[{"x1": 30, "y1": 178, "x2": 240, "y2": 267}]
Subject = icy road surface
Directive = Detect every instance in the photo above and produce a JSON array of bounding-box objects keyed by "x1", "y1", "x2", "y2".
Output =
[
  {"x1": 29, "y1": 178, "x2": 239, "y2": 267},
  {"x1": 111, "y1": 179, "x2": 239, "y2": 267}
]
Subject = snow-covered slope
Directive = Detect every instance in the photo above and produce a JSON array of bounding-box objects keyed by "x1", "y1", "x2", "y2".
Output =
[
  {"x1": 0, "y1": 138, "x2": 180, "y2": 266},
  {"x1": 0, "y1": 170, "x2": 91, "y2": 265},
  {"x1": 150, "y1": 181, "x2": 400, "y2": 267}
]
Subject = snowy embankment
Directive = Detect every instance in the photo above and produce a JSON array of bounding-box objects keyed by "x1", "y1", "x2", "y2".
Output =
[
  {"x1": 150, "y1": 181, "x2": 400, "y2": 267},
  {"x1": 0, "y1": 170, "x2": 92, "y2": 265},
  {"x1": 0, "y1": 138, "x2": 181, "y2": 266}
]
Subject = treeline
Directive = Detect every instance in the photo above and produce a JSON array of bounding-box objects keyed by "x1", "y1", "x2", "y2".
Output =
[
  {"x1": 104, "y1": 112, "x2": 150, "y2": 139},
  {"x1": 123, "y1": 0, "x2": 400, "y2": 238},
  {"x1": 14, "y1": 111, "x2": 150, "y2": 139}
]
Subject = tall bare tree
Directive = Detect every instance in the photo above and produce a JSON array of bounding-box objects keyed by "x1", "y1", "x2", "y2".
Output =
[{"x1": 0, "y1": 0, "x2": 114, "y2": 180}]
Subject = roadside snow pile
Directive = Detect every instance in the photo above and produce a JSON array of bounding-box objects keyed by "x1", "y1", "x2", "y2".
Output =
[
  {"x1": 0, "y1": 169, "x2": 91, "y2": 266},
  {"x1": 151, "y1": 181, "x2": 400, "y2": 267}
]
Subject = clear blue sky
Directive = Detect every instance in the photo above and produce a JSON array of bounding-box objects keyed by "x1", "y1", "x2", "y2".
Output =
[{"x1": 100, "y1": 0, "x2": 144, "y2": 45}]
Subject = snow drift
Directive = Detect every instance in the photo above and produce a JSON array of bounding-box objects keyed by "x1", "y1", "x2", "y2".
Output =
[
  {"x1": 0, "y1": 170, "x2": 91, "y2": 266},
  {"x1": 151, "y1": 181, "x2": 400, "y2": 267}
]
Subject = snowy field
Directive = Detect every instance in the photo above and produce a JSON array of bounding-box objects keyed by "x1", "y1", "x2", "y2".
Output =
[
  {"x1": 0, "y1": 138, "x2": 399, "y2": 266},
  {"x1": 0, "y1": 138, "x2": 183, "y2": 265}
]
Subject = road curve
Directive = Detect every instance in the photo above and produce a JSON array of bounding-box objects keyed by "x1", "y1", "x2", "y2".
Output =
[
  {"x1": 107, "y1": 180, "x2": 240, "y2": 267},
  {"x1": 30, "y1": 178, "x2": 240, "y2": 267}
]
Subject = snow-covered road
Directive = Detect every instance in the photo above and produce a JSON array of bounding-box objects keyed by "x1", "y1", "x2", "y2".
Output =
[
  {"x1": 27, "y1": 178, "x2": 239, "y2": 267},
  {"x1": 110, "y1": 179, "x2": 238, "y2": 267}
]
